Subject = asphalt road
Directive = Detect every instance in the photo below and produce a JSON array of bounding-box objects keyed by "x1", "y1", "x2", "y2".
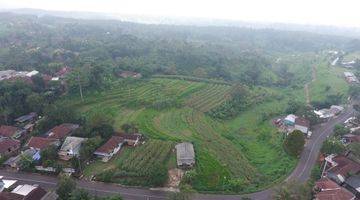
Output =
[{"x1": 0, "y1": 105, "x2": 354, "y2": 200}]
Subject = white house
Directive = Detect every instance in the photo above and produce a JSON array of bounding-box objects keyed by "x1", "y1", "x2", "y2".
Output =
[{"x1": 58, "y1": 137, "x2": 87, "y2": 161}]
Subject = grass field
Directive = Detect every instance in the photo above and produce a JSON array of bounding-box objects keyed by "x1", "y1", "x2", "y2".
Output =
[
  {"x1": 343, "y1": 51, "x2": 360, "y2": 62},
  {"x1": 67, "y1": 76, "x2": 301, "y2": 193},
  {"x1": 60, "y1": 52, "x2": 349, "y2": 193},
  {"x1": 309, "y1": 61, "x2": 349, "y2": 103}
]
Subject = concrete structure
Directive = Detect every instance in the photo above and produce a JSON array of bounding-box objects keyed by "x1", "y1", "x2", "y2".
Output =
[
  {"x1": 175, "y1": 142, "x2": 195, "y2": 168},
  {"x1": 58, "y1": 137, "x2": 87, "y2": 160}
]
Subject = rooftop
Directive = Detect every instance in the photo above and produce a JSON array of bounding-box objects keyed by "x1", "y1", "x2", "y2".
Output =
[
  {"x1": 295, "y1": 117, "x2": 310, "y2": 128},
  {"x1": 95, "y1": 136, "x2": 123, "y2": 154},
  {"x1": 27, "y1": 137, "x2": 59, "y2": 150},
  {"x1": 60, "y1": 137, "x2": 87, "y2": 152},
  {"x1": 175, "y1": 142, "x2": 195, "y2": 166},
  {"x1": 329, "y1": 155, "x2": 360, "y2": 177},
  {"x1": 0, "y1": 125, "x2": 22, "y2": 138},
  {"x1": 47, "y1": 123, "x2": 79, "y2": 139},
  {"x1": 0, "y1": 138, "x2": 20, "y2": 154}
]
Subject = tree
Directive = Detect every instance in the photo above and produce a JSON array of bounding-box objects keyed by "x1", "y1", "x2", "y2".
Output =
[
  {"x1": 348, "y1": 142, "x2": 360, "y2": 160},
  {"x1": 286, "y1": 100, "x2": 302, "y2": 114},
  {"x1": 70, "y1": 189, "x2": 91, "y2": 200},
  {"x1": 41, "y1": 146, "x2": 58, "y2": 166},
  {"x1": 19, "y1": 154, "x2": 35, "y2": 171},
  {"x1": 283, "y1": 130, "x2": 305, "y2": 157},
  {"x1": 121, "y1": 123, "x2": 138, "y2": 134},
  {"x1": 273, "y1": 181, "x2": 311, "y2": 200},
  {"x1": 80, "y1": 137, "x2": 103, "y2": 162},
  {"x1": 349, "y1": 85, "x2": 360, "y2": 98},
  {"x1": 26, "y1": 93, "x2": 45, "y2": 113},
  {"x1": 321, "y1": 137, "x2": 345, "y2": 155},
  {"x1": 333, "y1": 124, "x2": 349, "y2": 137},
  {"x1": 56, "y1": 175, "x2": 76, "y2": 200}
]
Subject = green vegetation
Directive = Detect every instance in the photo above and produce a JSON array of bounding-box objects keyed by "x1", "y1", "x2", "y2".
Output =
[
  {"x1": 75, "y1": 77, "x2": 297, "y2": 193},
  {"x1": 309, "y1": 62, "x2": 349, "y2": 104},
  {"x1": 1, "y1": 12, "x2": 357, "y2": 194},
  {"x1": 96, "y1": 140, "x2": 173, "y2": 187},
  {"x1": 283, "y1": 130, "x2": 305, "y2": 157}
]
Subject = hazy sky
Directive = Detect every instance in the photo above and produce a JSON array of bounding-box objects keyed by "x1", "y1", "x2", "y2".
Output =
[{"x1": 1, "y1": 0, "x2": 360, "y2": 27}]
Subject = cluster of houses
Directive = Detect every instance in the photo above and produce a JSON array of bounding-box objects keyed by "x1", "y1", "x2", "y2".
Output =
[
  {"x1": 314, "y1": 154, "x2": 360, "y2": 200},
  {"x1": 0, "y1": 110, "x2": 145, "y2": 173},
  {"x1": 0, "y1": 67, "x2": 71, "y2": 85},
  {"x1": 0, "y1": 176, "x2": 57, "y2": 200},
  {"x1": 314, "y1": 105, "x2": 344, "y2": 119},
  {"x1": 344, "y1": 72, "x2": 359, "y2": 84},
  {"x1": 313, "y1": 116, "x2": 360, "y2": 200},
  {"x1": 275, "y1": 114, "x2": 312, "y2": 138},
  {"x1": 328, "y1": 50, "x2": 359, "y2": 68}
]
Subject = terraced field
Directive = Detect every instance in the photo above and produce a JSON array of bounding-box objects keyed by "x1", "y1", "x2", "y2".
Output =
[
  {"x1": 71, "y1": 77, "x2": 296, "y2": 193},
  {"x1": 186, "y1": 84, "x2": 232, "y2": 112}
]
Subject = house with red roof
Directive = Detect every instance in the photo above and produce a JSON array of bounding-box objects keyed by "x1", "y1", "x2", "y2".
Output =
[
  {"x1": 0, "y1": 125, "x2": 26, "y2": 139},
  {"x1": 94, "y1": 136, "x2": 124, "y2": 162},
  {"x1": 0, "y1": 138, "x2": 20, "y2": 158},
  {"x1": 46, "y1": 123, "x2": 79, "y2": 140},
  {"x1": 325, "y1": 155, "x2": 360, "y2": 184},
  {"x1": 26, "y1": 137, "x2": 60, "y2": 151},
  {"x1": 314, "y1": 177, "x2": 355, "y2": 200}
]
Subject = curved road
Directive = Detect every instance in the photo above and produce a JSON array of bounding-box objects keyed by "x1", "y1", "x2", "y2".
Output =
[{"x1": 0, "y1": 105, "x2": 354, "y2": 200}]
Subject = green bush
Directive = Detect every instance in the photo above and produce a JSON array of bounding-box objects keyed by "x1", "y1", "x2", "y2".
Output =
[{"x1": 283, "y1": 130, "x2": 305, "y2": 157}]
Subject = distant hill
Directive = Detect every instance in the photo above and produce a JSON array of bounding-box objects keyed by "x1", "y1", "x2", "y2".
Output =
[{"x1": 2, "y1": 8, "x2": 360, "y2": 38}]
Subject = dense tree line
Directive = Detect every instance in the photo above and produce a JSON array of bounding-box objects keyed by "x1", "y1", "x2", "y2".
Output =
[{"x1": 0, "y1": 13, "x2": 354, "y2": 87}]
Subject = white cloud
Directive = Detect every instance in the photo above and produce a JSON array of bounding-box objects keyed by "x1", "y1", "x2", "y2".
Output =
[{"x1": 0, "y1": 0, "x2": 360, "y2": 27}]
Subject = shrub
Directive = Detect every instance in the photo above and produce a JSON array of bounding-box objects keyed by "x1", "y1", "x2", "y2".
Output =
[{"x1": 283, "y1": 130, "x2": 305, "y2": 157}]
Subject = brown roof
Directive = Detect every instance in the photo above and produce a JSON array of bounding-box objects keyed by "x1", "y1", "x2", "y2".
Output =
[
  {"x1": 0, "y1": 192, "x2": 23, "y2": 200},
  {"x1": 0, "y1": 138, "x2": 20, "y2": 154},
  {"x1": 95, "y1": 136, "x2": 124, "y2": 154},
  {"x1": 315, "y1": 177, "x2": 340, "y2": 191},
  {"x1": 295, "y1": 117, "x2": 310, "y2": 128},
  {"x1": 55, "y1": 67, "x2": 71, "y2": 77},
  {"x1": 315, "y1": 187, "x2": 354, "y2": 200},
  {"x1": 0, "y1": 125, "x2": 21, "y2": 137},
  {"x1": 330, "y1": 155, "x2": 360, "y2": 177},
  {"x1": 27, "y1": 137, "x2": 58, "y2": 150},
  {"x1": 23, "y1": 186, "x2": 47, "y2": 200},
  {"x1": 47, "y1": 123, "x2": 79, "y2": 139}
]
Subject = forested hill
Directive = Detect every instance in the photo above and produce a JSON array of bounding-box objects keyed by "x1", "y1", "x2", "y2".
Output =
[{"x1": 0, "y1": 12, "x2": 357, "y2": 85}]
